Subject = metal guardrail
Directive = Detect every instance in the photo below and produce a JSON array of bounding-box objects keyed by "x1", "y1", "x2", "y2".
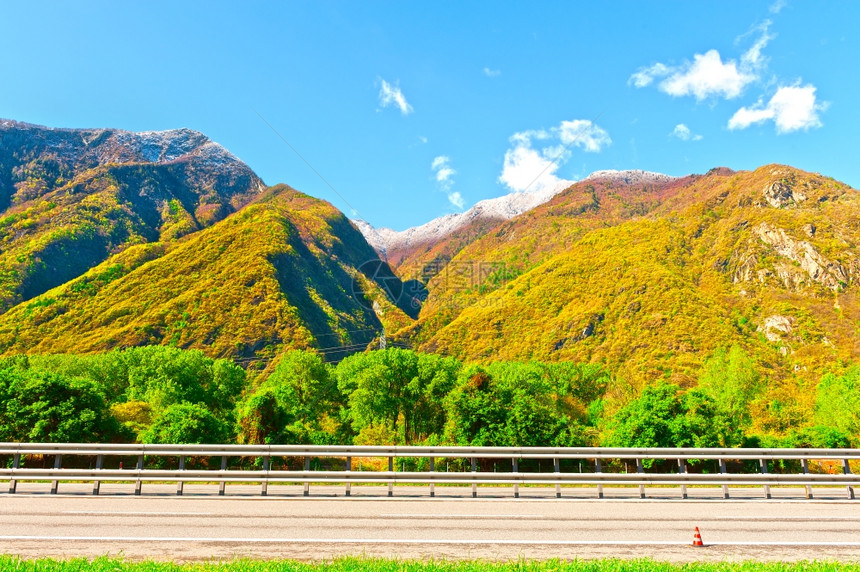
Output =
[{"x1": 0, "y1": 443, "x2": 857, "y2": 500}]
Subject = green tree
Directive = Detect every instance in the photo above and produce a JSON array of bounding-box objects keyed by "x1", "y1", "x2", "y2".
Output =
[
  {"x1": 336, "y1": 349, "x2": 416, "y2": 439},
  {"x1": 123, "y1": 346, "x2": 244, "y2": 414},
  {"x1": 141, "y1": 402, "x2": 233, "y2": 444},
  {"x1": 235, "y1": 388, "x2": 298, "y2": 445},
  {"x1": 814, "y1": 367, "x2": 860, "y2": 438},
  {"x1": 605, "y1": 382, "x2": 735, "y2": 455},
  {"x1": 0, "y1": 368, "x2": 122, "y2": 442},
  {"x1": 444, "y1": 362, "x2": 588, "y2": 447},
  {"x1": 265, "y1": 350, "x2": 339, "y2": 424},
  {"x1": 235, "y1": 350, "x2": 341, "y2": 445},
  {"x1": 698, "y1": 345, "x2": 763, "y2": 429},
  {"x1": 336, "y1": 349, "x2": 463, "y2": 444}
]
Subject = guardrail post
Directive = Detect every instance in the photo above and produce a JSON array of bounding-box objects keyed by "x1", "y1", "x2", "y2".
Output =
[
  {"x1": 219, "y1": 456, "x2": 228, "y2": 496},
  {"x1": 678, "y1": 459, "x2": 687, "y2": 500},
  {"x1": 595, "y1": 458, "x2": 603, "y2": 499},
  {"x1": 135, "y1": 454, "x2": 144, "y2": 496},
  {"x1": 759, "y1": 459, "x2": 771, "y2": 499},
  {"x1": 346, "y1": 457, "x2": 352, "y2": 497},
  {"x1": 513, "y1": 458, "x2": 519, "y2": 499},
  {"x1": 50, "y1": 454, "x2": 62, "y2": 494},
  {"x1": 304, "y1": 457, "x2": 311, "y2": 497},
  {"x1": 92, "y1": 454, "x2": 103, "y2": 495},
  {"x1": 388, "y1": 457, "x2": 394, "y2": 497},
  {"x1": 636, "y1": 458, "x2": 645, "y2": 499},
  {"x1": 801, "y1": 459, "x2": 812, "y2": 499},
  {"x1": 177, "y1": 456, "x2": 185, "y2": 496},
  {"x1": 719, "y1": 459, "x2": 729, "y2": 499},
  {"x1": 261, "y1": 456, "x2": 269, "y2": 496},
  {"x1": 844, "y1": 459, "x2": 855, "y2": 500},
  {"x1": 429, "y1": 457, "x2": 434, "y2": 498},
  {"x1": 471, "y1": 457, "x2": 477, "y2": 498},
  {"x1": 554, "y1": 458, "x2": 561, "y2": 498},
  {"x1": 8, "y1": 453, "x2": 20, "y2": 494}
]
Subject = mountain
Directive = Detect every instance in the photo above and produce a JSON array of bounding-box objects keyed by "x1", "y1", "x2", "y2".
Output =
[
  {"x1": 355, "y1": 178, "x2": 577, "y2": 265},
  {"x1": 3, "y1": 118, "x2": 858, "y2": 390},
  {"x1": 357, "y1": 171, "x2": 679, "y2": 285},
  {"x1": 0, "y1": 120, "x2": 264, "y2": 311},
  {"x1": 0, "y1": 120, "x2": 412, "y2": 362},
  {"x1": 0, "y1": 185, "x2": 412, "y2": 361},
  {"x1": 404, "y1": 165, "x2": 859, "y2": 389}
]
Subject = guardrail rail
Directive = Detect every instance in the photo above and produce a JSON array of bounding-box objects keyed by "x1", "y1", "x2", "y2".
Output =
[{"x1": 1, "y1": 444, "x2": 857, "y2": 499}]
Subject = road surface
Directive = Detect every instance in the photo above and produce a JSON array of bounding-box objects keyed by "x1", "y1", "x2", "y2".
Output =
[{"x1": 1, "y1": 483, "x2": 859, "y2": 562}]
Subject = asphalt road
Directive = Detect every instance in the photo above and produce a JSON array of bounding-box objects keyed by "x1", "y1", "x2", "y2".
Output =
[{"x1": 1, "y1": 483, "x2": 859, "y2": 562}]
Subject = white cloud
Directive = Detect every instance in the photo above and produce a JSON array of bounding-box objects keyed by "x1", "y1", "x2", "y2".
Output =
[
  {"x1": 558, "y1": 120, "x2": 612, "y2": 152},
  {"x1": 499, "y1": 119, "x2": 611, "y2": 194},
  {"x1": 431, "y1": 156, "x2": 465, "y2": 210},
  {"x1": 483, "y1": 67, "x2": 501, "y2": 77},
  {"x1": 447, "y1": 191, "x2": 465, "y2": 209},
  {"x1": 378, "y1": 79, "x2": 413, "y2": 115},
  {"x1": 431, "y1": 155, "x2": 449, "y2": 171},
  {"x1": 740, "y1": 20, "x2": 774, "y2": 71},
  {"x1": 432, "y1": 155, "x2": 456, "y2": 184},
  {"x1": 630, "y1": 23, "x2": 773, "y2": 101},
  {"x1": 500, "y1": 144, "x2": 566, "y2": 194},
  {"x1": 628, "y1": 63, "x2": 671, "y2": 88},
  {"x1": 671, "y1": 124, "x2": 703, "y2": 141},
  {"x1": 728, "y1": 83, "x2": 825, "y2": 133},
  {"x1": 661, "y1": 50, "x2": 755, "y2": 100},
  {"x1": 769, "y1": 0, "x2": 787, "y2": 14}
]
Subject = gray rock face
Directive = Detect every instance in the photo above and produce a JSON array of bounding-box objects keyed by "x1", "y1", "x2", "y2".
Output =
[
  {"x1": 758, "y1": 315, "x2": 793, "y2": 343},
  {"x1": 754, "y1": 222, "x2": 848, "y2": 290},
  {"x1": 762, "y1": 181, "x2": 808, "y2": 208},
  {"x1": 0, "y1": 120, "x2": 265, "y2": 206}
]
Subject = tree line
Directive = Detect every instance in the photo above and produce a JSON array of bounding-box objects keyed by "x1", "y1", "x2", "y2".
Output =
[{"x1": 0, "y1": 345, "x2": 857, "y2": 448}]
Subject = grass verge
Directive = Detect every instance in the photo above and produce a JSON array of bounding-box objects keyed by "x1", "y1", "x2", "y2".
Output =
[{"x1": 2, "y1": 557, "x2": 860, "y2": 571}]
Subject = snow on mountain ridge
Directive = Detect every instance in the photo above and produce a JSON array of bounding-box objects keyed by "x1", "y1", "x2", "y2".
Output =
[
  {"x1": 584, "y1": 169, "x2": 679, "y2": 185},
  {"x1": 355, "y1": 179, "x2": 572, "y2": 257},
  {"x1": 356, "y1": 170, "x2": 680, "y2": 257}
]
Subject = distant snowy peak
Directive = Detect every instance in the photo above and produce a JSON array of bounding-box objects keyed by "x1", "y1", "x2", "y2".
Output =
[
  {"x1": 356, "y1": 179, "x2": 573, "y2": 257},
  {"x1": 584, "y1": 169, "x2": 679, "y2": 185},
  {"x1": 357, "y1": 170, "x2": 683, "y2": 257}
]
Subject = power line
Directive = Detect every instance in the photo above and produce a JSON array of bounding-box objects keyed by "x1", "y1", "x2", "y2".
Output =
[{"x1": 254, "y1": 109, "x2": 361, "y2": 217}]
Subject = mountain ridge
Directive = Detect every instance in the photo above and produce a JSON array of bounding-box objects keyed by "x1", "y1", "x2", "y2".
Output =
[{"x1": 356, "y1": 170, "x2": 679, "y2": 266}]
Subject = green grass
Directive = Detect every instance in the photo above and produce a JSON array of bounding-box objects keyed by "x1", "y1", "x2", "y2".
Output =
[{"x1": 2, "y1": 557, "x2": 860, "y2": 572}]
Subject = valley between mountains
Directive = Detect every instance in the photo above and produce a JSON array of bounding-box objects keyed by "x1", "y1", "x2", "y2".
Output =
[{"x1": 1, "y1": 119, "x2": 858, "y2": 448}]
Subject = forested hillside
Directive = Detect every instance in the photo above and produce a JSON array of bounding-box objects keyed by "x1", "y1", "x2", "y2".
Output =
[
  {"x1": 0, "y1": 121, "x2": 413, "y2": 362},
  {"x1": 396, "y1": 166, "x2": 860, "y2": 394},
  {"x1": 0, "y1": 120, "x2": 264, "y2": 311},
  {"x1": 0, "y1": 186, "x2": 413, "y2": 361}
]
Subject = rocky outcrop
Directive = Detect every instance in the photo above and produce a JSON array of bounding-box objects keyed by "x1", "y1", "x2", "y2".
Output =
[
  {"x1": 754, "y1": 223, "x2": 848, "y2": 290},
  {"x1": 758, "y1": 315, "x2": 793, "y2": 343},
  {"x1": 762, "y1": 181, "x2": 807, "y2": 208}
]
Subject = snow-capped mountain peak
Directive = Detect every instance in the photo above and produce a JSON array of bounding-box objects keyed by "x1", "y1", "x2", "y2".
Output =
[
  {"x1": 583, "y1": 169, "x2": 678, "y2": 186},
  {"x1": 356, "y1": 170, "x2": 680, "y2": 258},
  {"x1": 355, "y1": 179, "x2": 573, "y2": 257}
]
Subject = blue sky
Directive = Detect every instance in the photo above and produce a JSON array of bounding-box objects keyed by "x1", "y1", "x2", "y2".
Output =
[{"x1": 1, "y1": 1, "x2": 857, "y2": 230}]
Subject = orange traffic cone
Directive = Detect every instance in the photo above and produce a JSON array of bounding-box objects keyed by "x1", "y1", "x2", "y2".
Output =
[{"x1": 692, "y1": 527, "x2": 704, "y2": 547}]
